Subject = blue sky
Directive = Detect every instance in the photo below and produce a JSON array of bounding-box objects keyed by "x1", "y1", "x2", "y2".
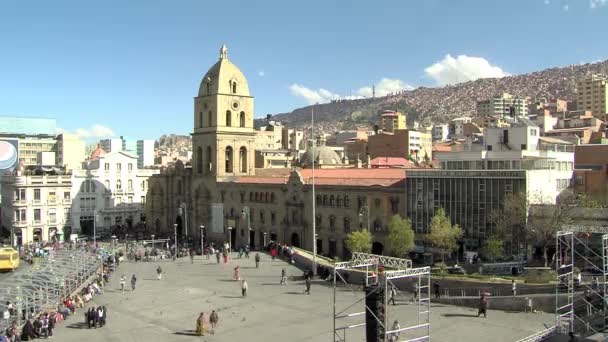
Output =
[{"x1": 1, "y1": 0, "x2": 607, "y2": 140}]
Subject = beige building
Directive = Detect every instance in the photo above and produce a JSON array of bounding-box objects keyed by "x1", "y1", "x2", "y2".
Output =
[
  {"x1": 367, "y1": 129, "x2": 432, "y2": 162},
  {"x1": 577, "y1": 74, "x2": 608, "y2": 117},
  {"x1": 380, "y1": 110, "x2": 406, "y2": 133},
  {"x1": 57, "y1": 133, "x2": 86, "y2": 170}
]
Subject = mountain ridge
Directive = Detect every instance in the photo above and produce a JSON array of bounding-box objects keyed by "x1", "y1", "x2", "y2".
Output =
[{"x1": 257, "y1": 60, "x2": 608, "y2": 131}]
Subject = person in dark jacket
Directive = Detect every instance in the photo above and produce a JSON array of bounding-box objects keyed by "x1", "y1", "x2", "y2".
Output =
[{"x1": 21, "y1": 320, "x2": 36, "y2": 341}]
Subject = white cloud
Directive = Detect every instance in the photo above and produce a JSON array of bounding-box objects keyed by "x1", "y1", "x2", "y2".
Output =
[
  {"x1": 544, "y1": 0, "x2": 550, "y2": 4},
  {"x1": 563, "y1": 4, "x2": 569, "y2": 11},
  {"x1": 356, "y1": 78, "x2": 414, "y2": 97},
  {"x1": 424, "y1": 54, "x2": 509, "y2": 86},
  {"x1": 258, "y1": 70, "x2": 265, "y2": 77},
  {"x1": 58, "y1": 124, "x2": 115, "y2": 139},
  {"x1": 591, "y1": 0, "x2": 607, "y2": 8},
  {"x1": 289, "y1": 78, "x2": 413, "y2": 104}
]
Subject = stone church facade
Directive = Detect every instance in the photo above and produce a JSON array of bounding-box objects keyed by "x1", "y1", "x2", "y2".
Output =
[{"x1": 145, "y1": 46, "x2": 406, "y2": 258}]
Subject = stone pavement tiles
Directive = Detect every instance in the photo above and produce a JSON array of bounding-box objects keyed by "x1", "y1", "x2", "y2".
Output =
[{"x1": 54, "y1": 253, "x2": 554, "y2": 342}]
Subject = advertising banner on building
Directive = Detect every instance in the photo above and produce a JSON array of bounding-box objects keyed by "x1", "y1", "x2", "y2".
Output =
[
  {"x1": 210, "y1": 203, "x2": 224, "y2": 233},
  {"x1": 0, "y1": 138, "x2": 19, "y2": 172}
]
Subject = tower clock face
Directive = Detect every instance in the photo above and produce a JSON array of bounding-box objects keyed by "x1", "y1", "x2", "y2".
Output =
[{"x1": 232, "y1": 100, "x2": 240, "y2": 110}]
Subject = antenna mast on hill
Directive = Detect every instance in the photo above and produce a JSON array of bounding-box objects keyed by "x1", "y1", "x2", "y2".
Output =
[{"x1": 372, "y1": 85, "x2": 376, "y2": 98}]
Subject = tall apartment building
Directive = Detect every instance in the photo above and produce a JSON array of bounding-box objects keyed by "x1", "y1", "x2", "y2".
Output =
[
  {"x1": 0, "y1": 133, "x2": 85, "y2": 170},
  {"x1": 136, "y1": 140, "x2": 154, "y2": 168},
  {"x1": 476, "y1": 93, "x2": 529, "y2": 117},
  {"x1": 120, "y1": 136, "x2": 138, "y2": 155},
  {"x1": 576, "y1": 74, "x2": 608, "y2": 117},
  {"x1": 380, "y1": 110, "x2": 406, "y2": 133},
  {"x1": 432, "y1": 124, "x2": 449, "y2": 141},
  {"x1": 367, "y1": 129, "x2": 433, "y2": 162},
  {"x1": 99, "y1": 138, "x2": 123, "y2": 153},
  {"x1": 1, "y1": 167, "x2": 73, "y2": 245},
  {"x1": 0, "y1": 116, "x2": 57, "y2": 135}
]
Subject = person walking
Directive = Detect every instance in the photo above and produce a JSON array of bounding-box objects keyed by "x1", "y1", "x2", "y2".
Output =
[
  {"x1": 241, "y1": 279, "x2": 248, "y2": 297},
  {"x1": 233, "y1": 266, "x2": 241, "y2": 281},
  {"x1": 511, "y1": 280, "x2": 517, "y2": 296},
  {"x1": 304, "y1": 276, "x2": 311, "y2": 295},
  {"x1": 196, "y1": 312, "x2": 205, "y2": 336},
  {"x1": 131, "y1": 274, "x2": 137, "y2": 291},
  {"x1": 209, "y1": 310, "x2": 219, "y2": 332},
  {"x1": 389, "y1": 285, "x2": 397, "y2": 305},
  {"x1": 413, "y1": 282, "x2": 419, "y2": 301},
  {"x1": 255, "y1": 253, "x2": 260, "y2": 268},
  {"x1": 97, "y1": 306, "x2": 104, "y2": 327},
  {"x1": 190, "y1": 249, "x2": 195, "y2": 264},
  {"x1": 388, "y1": 320, "x2": 400, "y2": 342},
  {"x1": 216, "y1": 251, "x2": 221, "y2": 264},
  {"x1": 433, "y1": 282, "x2": 440, "y2": 299},
  {"x1": 280, "y1": 268, "x2": 287, "y2": 285},
  {"x1": 245, "y1": 245, "x2": 250, "y2": 259},
  {"x1": 156, "y1": 265, "x2": 163, "y2": 280},
  {"x1": 477, "y1": 294, "x2": 488, "y2": 318},
  {"x1": 120, "y1": 275, "x2": 126, "y2": 293}
]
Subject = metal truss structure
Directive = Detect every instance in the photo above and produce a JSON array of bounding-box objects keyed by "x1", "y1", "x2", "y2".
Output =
[
  {"x1": 351, "y1": 252, "x2": 413, "y2": 270},
  {"x1": 553, "y1": 231, "x2": 608, "y2": 339},
  {"x1": 0, "y1": 249, "x2": 101, "y2": 329},
  {"x1": 563, "y1": 224, "x2": 608, "y2": 235},
  {"x1": 333, "y1": 253, "x2": 430, "y2": 342},
  {"x1": 556, "y1": 231, "x2": 575, "y2": 334}
]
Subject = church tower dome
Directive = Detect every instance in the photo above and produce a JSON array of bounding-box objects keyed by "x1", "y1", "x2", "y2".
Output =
[{"x1": 198, "y1": 44, "x2": 250, "y2": 97}]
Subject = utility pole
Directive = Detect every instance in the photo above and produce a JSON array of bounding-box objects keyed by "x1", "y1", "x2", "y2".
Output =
[
  {"x1": 173, "y1": 223, "x2": 178, "y2": 258},
  {"x1": 311, "y1": 104, "x2": 317, "y2": 276}
]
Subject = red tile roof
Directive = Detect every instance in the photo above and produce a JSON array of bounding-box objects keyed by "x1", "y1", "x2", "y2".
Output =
[
  {"x1": 233, "y1": 168, "x2": 407, "y2": 187},
  {"x1": 370, "y1": 157, "x2": 412, "y2": 167}
]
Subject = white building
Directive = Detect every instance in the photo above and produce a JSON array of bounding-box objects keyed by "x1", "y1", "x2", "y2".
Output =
[
  {"x1": 450, "y1": 117, "x2": 472, "y2": 138},
  {"x1": 99, "y1": 138, "x2": 123, "y2": 153},
  {"x1": 434, "y1": 117, "x2": 574, "y2": 205},
  {"x1": 1, "y1": 167, "x2": 72, "y2": 245},
  {"x1": 137, "y1": 139, "x2": 155, "y2": 168},
  {"x1": 71, "y1": 146, "x2": 159, "y2": 237},
  {"x1": 432, "y1": 124, "x2": 450, "y2": 141},
  {"x1": 476, "y1": 93, "x2": 529, "y2": 117}
]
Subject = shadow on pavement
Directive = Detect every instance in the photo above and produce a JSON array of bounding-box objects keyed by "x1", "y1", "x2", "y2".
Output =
[
  {"x1": 441, "y1": 313, "x2": 480, "y2": 318},
  {"x1": 173, "y1": 330, "x2": 199, "y2": 336},
  {"x1": 219, "y1": 295, "x2": 243, "y2": 299},
  {"x1": 66, "y1": 322, "x2": 91, "y2": 329},
  {"x1": 285, "y1": 291, "x2": 304, "y2": 295},
  {"x1": 261, "y1": 283, "x2": 283, "y2": 286}
]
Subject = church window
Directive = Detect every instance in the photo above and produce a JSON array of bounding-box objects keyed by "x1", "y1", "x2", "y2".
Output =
[
  {"x1": 206, "y1": 146, "x2": 212, "y2": 174},
  {"x1": 239, "y1": 146, "x2": 247, "y2": 173},
  {"x1": 226, "y1": 110, "x2": 232, "y2": 127},
  {"x1": 208, "y1": 111, "x2": 213, "y2": 126},
  {"x1": 196, "y1": 147, "x2": 203, "y2": 174},
  {"x1": 232, "y1": 81, "x2": 237, "y2": 94},
  {"x1": 206, "y1": 82, "x2": 211, "y2": 94},
  {"x1": 240, "y1": 111, "x2": 245, "y2": 127},
  {"x1": 225, "y1": 146, "x2": 233, "y2": 173},
  {"x1": 199, "y1": 111, "x2": 203, "y2": 128}
]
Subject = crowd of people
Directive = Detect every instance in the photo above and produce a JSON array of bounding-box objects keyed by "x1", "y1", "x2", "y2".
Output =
[{"x1": 1, "y1": 247, "x2": 119, "y2": 341}]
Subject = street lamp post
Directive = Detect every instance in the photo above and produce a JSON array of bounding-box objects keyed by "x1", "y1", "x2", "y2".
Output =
[
  {"x1": 227, "y1": 227, "x2": 233, "y2": 256},
  {"x1": 200, "y1": 225, "x2": 205, "y2": 259},
  {"x1": 151, "y1": 234, "x2": 155, "y2": 251},
  {"x1": 263, "y1": 232, "x2": 267, "y2": 247},
  {"x1": 173, "y1": 224, "x2": 178, "y2": 258},
  {"x1": 180, "y1": 203, "x2": 189, "y2": 247},
  {"x1": 93, "y1": 211, "x2": 97, "y2": 247}
]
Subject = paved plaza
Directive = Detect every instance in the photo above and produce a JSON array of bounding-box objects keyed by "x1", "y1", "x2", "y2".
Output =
[{"x1": 49, "y1": 253, "x2": 554, "y2": 342}]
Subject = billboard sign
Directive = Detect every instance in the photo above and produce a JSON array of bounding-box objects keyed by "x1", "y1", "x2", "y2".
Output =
[{"x1": 0, "y1": 138, "x2": 19, "y2": 172}]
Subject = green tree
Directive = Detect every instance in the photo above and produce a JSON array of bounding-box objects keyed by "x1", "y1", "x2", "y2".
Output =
[
  {"x1": 490, "y1": 192, "x2": 528, "y2": 256},
  {"x1": 345, "y1": 229, "x2": 372, "y2": 253},
  {"x1": 386, "y1": 215, "x2": 415, "y2": 257},
  {"x1": 527, "y1": 192, "x2": 575, "y2": 267},
  {"x1": 481, "y1": 235, "x2": 504, "y2": 262},
  {"x1": 428, "y1": 208, "x2": 463, "y2": 262}
]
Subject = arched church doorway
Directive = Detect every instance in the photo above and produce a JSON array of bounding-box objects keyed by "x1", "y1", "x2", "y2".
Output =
[{"x1": 291, "y1": 233, "x2": 300, "y2": 248}]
